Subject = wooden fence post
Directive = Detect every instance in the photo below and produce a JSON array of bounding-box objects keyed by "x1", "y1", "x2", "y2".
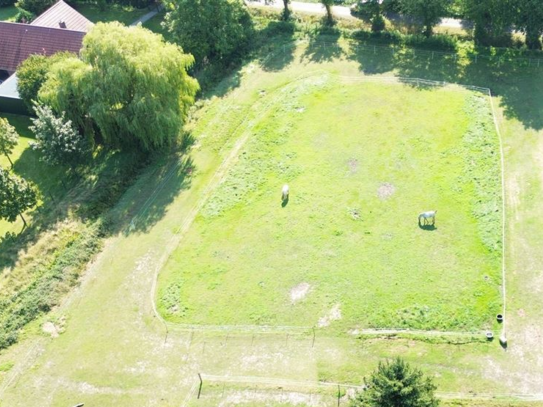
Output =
[{"x1": 197, "y1": 373, "x2": 203, "y2": 399}]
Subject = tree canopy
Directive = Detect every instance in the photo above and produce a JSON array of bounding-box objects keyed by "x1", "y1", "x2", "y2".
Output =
[
  {"x1": 17, "y1": 53, "x2": 73, "y2": 111},
  {"x1": 30, "y1": 104, "x2": 91, "y2": 166},
  {"x1": 164, "y1": 0, "x2": 254, "y2": 65},
  {"x1": 39, "y1": 23, "x2": 199, "y2": 152},
  {"x1": 399, "y1": 0, "x2": 451, "y2": 37},
  {"x1": 460, "y1": 0, "x2": 514, "y2": 45},
  {"x1": 0, "y1": 117, "x2": 19, "y2": 167},
  {"x1": 0, "y1": 167, "x2": 37, "y2": 227},
  {"x1": 351, "y1": 358, "x2": 439, "y2": 407},
  {"x1": 16, "y1": 0, "x2": 54, "y2": 14},
  {"x1": 514, "y1": 0, "x2": 543, "y2": 49}
]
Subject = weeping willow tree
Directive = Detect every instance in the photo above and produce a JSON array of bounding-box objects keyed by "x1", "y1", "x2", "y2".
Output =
[{"x1": 39, "y1": 23, "x2": 199, "y2": 152}]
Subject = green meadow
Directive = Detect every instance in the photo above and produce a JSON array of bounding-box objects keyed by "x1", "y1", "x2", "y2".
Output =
[{"x1": 157, "y1": 76, "x2": 502, "y2": 333}]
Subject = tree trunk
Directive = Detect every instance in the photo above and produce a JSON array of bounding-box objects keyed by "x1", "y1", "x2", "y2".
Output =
[
  {"x1": 19, "y1": 212, "x2": 27, "y2": 229},
  {"x1": 526, "y1": 27, "x2": 543, "y2": 50},
  {"x1": 2, "y1": 149, "x2": 13, "y2": 168},
  {"x1": 282, "y1": 0, "x2": 290, "y2": 19},
  {"x1": 424, "y1": 24, "x2": 433, "y2": 38},
  {"x1": 324, "y1": 4, "x2": 333, "y2": 24}
]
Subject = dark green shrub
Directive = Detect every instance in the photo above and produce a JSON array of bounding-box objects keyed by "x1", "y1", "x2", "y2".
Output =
[
  {"x1": 14, "y1": 7, "x2": 33, "y2": 22},
  {"x1": 0, "y1": 0, "x2": 16, "y2": 7},
  {"x1": 371, "y1": 14, "x2": 386, "y2": 33},
  {"x1": 15, "y1": 0, "x2": 54, "y2": 14}
]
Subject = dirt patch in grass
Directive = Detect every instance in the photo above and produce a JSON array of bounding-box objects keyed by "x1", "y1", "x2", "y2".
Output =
[
  {"x1": 318, "y1": 304, "x2": 342, "y2": 328},
  {"x1": 347, "y1": 158, "x2": 359, "y2": 175},
  {"x1": 290, "y1": 282, "x2": 311, "y2": 304},
  {"x1": 42, "y1": 322, "x2": 59, "y2": 338},
  {"x1": 377, "y1": 182, "x2": 396, "y2": 200}
]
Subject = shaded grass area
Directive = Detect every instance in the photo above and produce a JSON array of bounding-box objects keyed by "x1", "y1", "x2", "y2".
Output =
[
  {"x1": 142, "y1": 12, "x2": 173, "y2": 42},
  {"x1": 0, "y1": 39, "x2": 542, "y2": 404},
  {"x1": 0, "y1": 112, "x2": 169, "y2": 351},
  {"x1": 0, "y1": 5, "x2": 17, "y2": 21},
  {"x1": 0, "y1": 114, "x2": 65, "y2": 238},
  {"x1": 73, "y1": 3, "x2": 147, "y2": 25},
  {"x1": 157, "y1": 77, "x2": 502, "y2": 333}
]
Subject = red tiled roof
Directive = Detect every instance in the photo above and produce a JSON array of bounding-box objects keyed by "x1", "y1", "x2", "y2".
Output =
[
  {"x1": 0, "y1": 22, "x2": 85, "y2": 73},
  {"x1": 32, "y1": 0, "x2": 93, "y2": 33}
]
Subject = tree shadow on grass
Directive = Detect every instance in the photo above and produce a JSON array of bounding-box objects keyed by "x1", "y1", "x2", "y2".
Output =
[
  {"x1": 0, "y1": 141, "x2": 195, "y2": 271},
  {"x1": 198, "y1": 20, "x2": 297, "y2": 99},
  {"x1": 111, "y1": 153, "x2": 195, "y2": 236},
  {"x1": 346, "y1": 44, "x2": 396, "y2": 75},
  {"x1": 347, "y1": 39, "x2": 543, "y2": 131},
  {"x1": 302, "y1": 30, "x2": 344, "y2": 63},
  {"x1": 258, "y1": 21, "x2": 297, "y2": 72}
]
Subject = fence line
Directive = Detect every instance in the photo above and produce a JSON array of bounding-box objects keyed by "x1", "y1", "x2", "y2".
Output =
[
  {"x1": 195, "y1": 374, "x2": 543, "y2": 403},
  {"x1": 155, "y1": 74, "x2": 505, "y2": 346}
]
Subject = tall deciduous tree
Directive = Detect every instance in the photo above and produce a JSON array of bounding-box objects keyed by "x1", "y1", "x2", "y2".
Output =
[
  {"x1": 461, "y1": 0, "x2": 514, "y2": 45},
  {"x1": 30, "y1": 104, "x2": 91, "y2": 166},
  {"x1": 400, "y1": 0, "x2": 451, "y2": 37},
  {"x1": 515, "y1": 0, "x2": 543, "y2": 49},
  {"x1": 0, "y1": 117, "x2": 18, "y2": 168},
  {"x1": 0, "y1": 167, "x2": 37, "y2": 227},
  {"x1": 165, "y1": 0, "x2": 254, "y2": 65},
  {"x1": 39, "y1": 23, "x2": 199, "y2": 152},
  {"x1": 354, "y1": 0, "x2": 386, "y2": 33},
  {"x1": 351, "y1": 358, "x2": 439, "y2": 407}
]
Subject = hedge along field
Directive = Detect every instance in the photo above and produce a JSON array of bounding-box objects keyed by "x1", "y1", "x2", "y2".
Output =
[{"x1": 157, "y1": 74, "x2": 502, "y2": 334}]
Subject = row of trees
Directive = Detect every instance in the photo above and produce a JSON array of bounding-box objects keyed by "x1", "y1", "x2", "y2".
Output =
[{"x1": 271, "y1": 0, "x2": 543, "y2": 49}]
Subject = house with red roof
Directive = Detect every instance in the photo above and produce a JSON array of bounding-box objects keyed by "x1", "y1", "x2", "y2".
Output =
[{"x1": 0, "y1": 0, "x2": 93, "y2": 114}]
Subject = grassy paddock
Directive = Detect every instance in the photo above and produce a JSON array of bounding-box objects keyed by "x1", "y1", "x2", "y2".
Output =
[
  {"x1": 157, "y1": 73, "x2": 502, "y2": 333},
  {"x1": 73, "y1": 3, "x2": 147, "y2": 25},
  {"x1": 2, "y1": 38, "x2": 542, "y2": 405}
]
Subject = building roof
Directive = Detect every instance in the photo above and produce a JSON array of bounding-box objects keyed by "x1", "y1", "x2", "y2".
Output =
[
  {"x1": 31, "y1": 0, "x2": 93, "y2": 33},
  {"x1": 0, "y1": 22, "x2": 85, "y2": 73},
  {"x1": 0, "y1": 74, "x2": 20, "y2": 99}
]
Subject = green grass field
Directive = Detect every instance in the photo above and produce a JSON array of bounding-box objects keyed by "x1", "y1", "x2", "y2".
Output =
[
  {"x1": 1, "y1": 39, "x2": 542, "y2": 406},
  {"x1": 157, "y1": 76, "x2": 502, "y2": 333},
  {"x1": 0, "y1": 5, "x2": 17, "y2": 21},
  {"x1": 74, "y1": 3, "x2": 147, "y2": 25}
]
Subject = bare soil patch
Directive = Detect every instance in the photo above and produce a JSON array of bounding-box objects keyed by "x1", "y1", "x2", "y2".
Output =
[
  {"x1": 347, "y1": 158, "x2": 359, "y2": 175},
  {"x1": 290, "y1": 282, "x2": 311, "y2": 304},
  {"x1": 318, "y1": 304, "x2": 342, "y2": 328},
  {"x1": 377, "y1": 182, "x2": 396, "y2": 200}
]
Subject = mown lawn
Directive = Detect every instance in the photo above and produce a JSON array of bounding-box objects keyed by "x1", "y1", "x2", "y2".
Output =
[
  {"x1": 0, "y1": 5, "x2": 18, "y2": 21},
  {"x1": 157, "y1": 76, "x2": 502, "y2": 333},
  {"x1": 3, "y1": 38, "x2": 543, "y2": 405},
  {"x1": 74, "y1": 3, "x2": 147, "y2": 25},
  {"x1": 143, "y1": 12, "x2": 173, "y2": 41}
]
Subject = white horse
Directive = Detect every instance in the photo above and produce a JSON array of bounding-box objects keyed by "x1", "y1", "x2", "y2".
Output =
[
  {"x1": 281, "y1": 184, "x2": 289, "y2": 201},
  {"x1": 418, "y1": 210, "x2": 437, "y2": 226}
]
